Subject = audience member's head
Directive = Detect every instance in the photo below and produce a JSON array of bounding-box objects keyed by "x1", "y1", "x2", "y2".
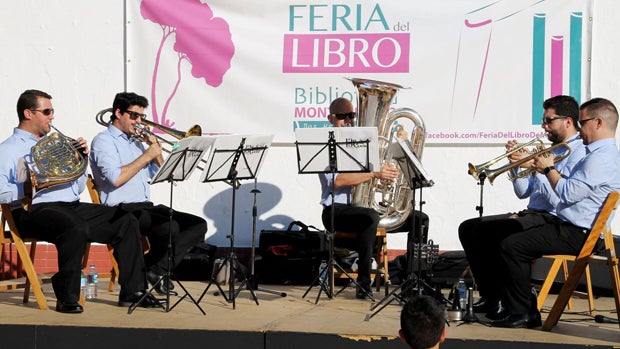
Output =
[{"x1": 400, "y1": 295, "x2": 447, "y2": 349}]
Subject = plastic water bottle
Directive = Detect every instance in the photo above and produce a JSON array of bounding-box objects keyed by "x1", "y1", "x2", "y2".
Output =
[
  {"x1": 318, "y1": 260, "x2": 327, "y2": 283},
  {"x1": 86, "y1": 264, "x2": 98, "y2": 300},
  {"x1": 457, "y1": 278, "x2": 467, "y2": 309},
  {"x1": 80, "y1": 270, "x2": 86, "y2": 295}
]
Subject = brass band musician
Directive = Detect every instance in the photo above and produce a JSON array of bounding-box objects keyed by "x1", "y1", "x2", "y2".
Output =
[
  {"x1": 0, "y1": 89, "x2": 160, "y2": 312},
  {"x1": 458, "y1": 95, "x2": 586, "y2": 327}
]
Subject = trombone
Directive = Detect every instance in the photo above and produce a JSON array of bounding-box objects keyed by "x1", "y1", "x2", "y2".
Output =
[
  {"x1": 467, "y1": 138, "x2": 571, "y2": 184},
  {"x1": 95, "y1": 108, "x2": 202, "y2": 150}
]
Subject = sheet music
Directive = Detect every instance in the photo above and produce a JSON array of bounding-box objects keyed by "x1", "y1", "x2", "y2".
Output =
[
  {"x1": 199, "y1": 134, "x2": 273, "y2": 182},
  {"x1": 390, "y1": 138, "x2": 434, "y2": 188},
  {"x1": 294, "y1": 127, "x2": 379, "y2": 173},
  {"x1": 151, "y1": 136, "x2": 215, "y2": 184}
]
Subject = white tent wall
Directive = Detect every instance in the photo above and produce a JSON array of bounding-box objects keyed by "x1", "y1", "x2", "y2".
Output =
[{"x1": 1, "y1": 0, "x2": 619, "y2": 251}]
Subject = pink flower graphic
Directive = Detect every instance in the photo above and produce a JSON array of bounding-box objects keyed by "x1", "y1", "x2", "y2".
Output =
[{"x1": 140, "y1": 0, "x2": 235, "y2": 129}]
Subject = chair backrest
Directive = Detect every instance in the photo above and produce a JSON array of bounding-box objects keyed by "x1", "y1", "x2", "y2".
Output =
[
  {"x1": 542, "y1": 190, "x2": 620, "y2": 330},
  {"x1": 86, "y1": 175, "x2": 101, "y2": 204}
]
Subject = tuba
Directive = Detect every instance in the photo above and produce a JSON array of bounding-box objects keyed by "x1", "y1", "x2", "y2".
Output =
[
  {"x1": 29, "y1": 125, "x2": 88, "y2": 191},
  {"x1": 349, "y1": 78, "x2": 426, "y2": 230}
]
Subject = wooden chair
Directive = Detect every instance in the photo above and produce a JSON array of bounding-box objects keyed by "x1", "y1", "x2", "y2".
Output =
[
  {"x1": 332, "y1": 227, "x2": 389, "y2": 295},
  {"x1": 542, "y1": 190, "x2": 620, "y2": 331},
  {"x1": 536, "y1": 255, "x2": 594, "y2": 314},
  {"x1": 0, "y1": 204, "x2": 50, "y2": 310}
]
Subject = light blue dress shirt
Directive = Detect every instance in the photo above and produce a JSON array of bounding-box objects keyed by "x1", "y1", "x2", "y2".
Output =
[
  {"x1": 0, "y1": 128, "x2": 85, "y2": 208},
  {"x1": 89, "y1": 125, "x2": 158, "y2": 206},
  {"x1": 554, "y1": 138, "x2": 620, "y2": 229},
  {"x1": 319, "y1": 173, "x2": 351, "y2": 206},
  {"x1": 511, "y1": 134, "x2": 586, "y2": 214}
]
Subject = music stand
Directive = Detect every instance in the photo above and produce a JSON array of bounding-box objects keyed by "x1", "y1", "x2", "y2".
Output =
[
  {"x1": 295, "y1": 127, "x2": 379, "y2": 303},
  {"x1": 128, "y1": 136, "x2": 214, "y2": 315},
  {"x1": 196, "y1": 134, "x2": 273, "y2": 310},
  {"x1": 366, "y1": 138, "x2": 435, "y2": 320}
]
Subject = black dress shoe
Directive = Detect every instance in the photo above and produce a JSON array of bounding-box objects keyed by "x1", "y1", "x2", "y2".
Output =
[
  {"x1": 146, "y1": 270, "x2": 178, "y2": 296},
  {"x1": 356, "y1": 285, "x2": 374, "y2": 301},
  {"x1": 491, "y1": 312, "x2": 542, "y2": 328},
  {"x1": 118, "y1": 291, "x2": 166, "y2": 308},
  {"x1": 56, "y1": 301, "x2": 84, "y2": 314},
  {"x1": 486, "y1": 306, "x2": 510, "y2": 321},
  {"x1": 473, "y1": 298, "x2": 501, "y2": 313}
]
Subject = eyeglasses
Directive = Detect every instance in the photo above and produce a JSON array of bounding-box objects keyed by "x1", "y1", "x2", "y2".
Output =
[
  {"x1": 541, "y1": 115, "x2": 568, "y2": 124},
  {"x1": 331, "y1": 112, "x2": 356, "y2": 120},
  {"x1": 125, "y1": 110, "x2": 147, "y2": 120},
  {"x1": 31, "y1": 108, "x2": 55, "y2": 116},
  {"x1": 578, "y1": 117, "x2": 597, "y2": 127}
]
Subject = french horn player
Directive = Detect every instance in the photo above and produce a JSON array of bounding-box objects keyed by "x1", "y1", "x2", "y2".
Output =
[
  {"x1": 318, "y1": 92, "x2": 430, "y2": 301},
  {"x1": 89, "y1": 92, "x2": 207, "y2": 297},
  {"x1": 458, "y1": 95, "x2": 586, "y2": 328},
  {"x1": 0, "y1": 89, "x2": 154, "y2": 313}
]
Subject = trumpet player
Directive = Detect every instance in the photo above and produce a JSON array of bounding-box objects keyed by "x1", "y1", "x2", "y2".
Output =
[
  {"x1": 458, "y1": 95, "x2": 586, "y2": 327},
  {"x1": 0, "y1": 89, "x2": 159, "y2": 312},
  {"x1": 89, "y1": 92, "x2": 207, "y2": 296}
]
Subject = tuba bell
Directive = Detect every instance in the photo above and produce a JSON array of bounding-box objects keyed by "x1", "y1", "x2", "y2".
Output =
[{"x1": 349, "y1": 78, "x2": 426, "y2": 230}]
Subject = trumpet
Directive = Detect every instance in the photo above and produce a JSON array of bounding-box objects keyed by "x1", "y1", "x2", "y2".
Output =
[
  {"x1": 95, "y1": 108, "x2": 203, "y2": 151},
  {"x1": 468, "y1": 138, "x2": 571, "y2": 184}
]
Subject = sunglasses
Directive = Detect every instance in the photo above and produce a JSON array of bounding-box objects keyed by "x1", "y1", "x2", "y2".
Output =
[
  {"x1": 541, "y1": 115, "x2": 568, "y2": 124},
  {"x1": 578, "y1": 117, "x2": 597, "y2": 127},
  {"x1": 31, "y1": 108, "x2": 55, "y2": 116},
  {"x1": 125, "y1": 110, "x2": 147, "y2": 120},
  {"x1": 331, "y1": 112, "x2": 356, "y2": 120}
]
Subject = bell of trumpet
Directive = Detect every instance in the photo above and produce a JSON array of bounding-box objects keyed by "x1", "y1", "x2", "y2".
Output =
[{"x1": 468, "y1": 139, "x2": 570, "y2": 184}]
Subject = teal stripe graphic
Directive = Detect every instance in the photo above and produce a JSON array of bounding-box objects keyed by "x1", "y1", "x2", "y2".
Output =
[
  {"x1": 532, "y1": 14, "x2": 545, "y2": 125},
  {"x1": 569, "y1": 12, "x2": 582, "y2": 104}
]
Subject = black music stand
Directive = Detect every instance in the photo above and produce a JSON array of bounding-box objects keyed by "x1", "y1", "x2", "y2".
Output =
[
  {"x1": 128, "y1": 136, "x2": 214, "y2": 315},
  {"x1": 366, "y1": 138, "x2": 435, "y2": 320},
  {"x1": 196, "y1": 134, "x2": 272, "y2": 310},
  {"x1": 295, "y1": 127, "x2": 379, "y2": 303}
]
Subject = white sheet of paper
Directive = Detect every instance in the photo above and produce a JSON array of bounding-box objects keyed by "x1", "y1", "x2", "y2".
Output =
[
  {"x1": 294, "y1": 127, "x2": 379, "y2": 173},
  {"x1": 151, "y1": 136, "x2": 215, "y2": 184}
]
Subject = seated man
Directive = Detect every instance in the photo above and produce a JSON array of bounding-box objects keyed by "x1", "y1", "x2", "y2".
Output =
[
  {"x1": 400, "y1": 295, "x2": 447, "y2": 349},
  {"x1": 458, "y1": 95, "x2": 585, "y2": 320},
  {"x1": 90, "y1": 92, "x2": 207, "y2": 296},
  {"x1": 0, "y1": 89, "x2": 160, "y2": 313},
  {"x1": 320, "y1": 97, "x2": 429, "y2": 299}
]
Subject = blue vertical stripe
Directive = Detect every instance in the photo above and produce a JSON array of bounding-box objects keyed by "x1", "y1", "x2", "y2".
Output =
[
  {"x1": 532, "y1": 14, "x2": 545, "y2": 125},
  {"x1": 569, "y1": 12, "x2": 582, "y2": 104}
]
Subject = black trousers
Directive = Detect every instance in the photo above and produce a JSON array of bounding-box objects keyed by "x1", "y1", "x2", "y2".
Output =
[
  {"x1": 500, "y1": 215, "x2": 598, "y2": 314},
  {"x1": 322, "y1": 204, "x2": 379, "y2": 286},
  {"x1": 119, "y1": 203, "x2": 207, "y2": 274},
  {"x1": 14, "y1": 201, "x2": 145, "y2": 303}
]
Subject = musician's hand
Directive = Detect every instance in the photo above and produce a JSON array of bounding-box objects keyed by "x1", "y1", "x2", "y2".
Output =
[
  {"x1": 145, "y1": 134, "x2": 159, "y2": 146},
  {"x1": 505, "y1": 140, "x2": 519, "y2": 152},
  {"x1": 75, "y1": 137, "x2": 89, "y2": 155},
  {"x1": 533, "y1": 153, "x2": 555, "y2": 173},
  {"x1": 396, "y1": 126, "x2": 408, "y2": 140},
  {"x1": 145, "y1": 140, "x2": 163, "y2": 160},
  {"x1": 377, "y1": 163, "x2": 398, "y2": 181}
]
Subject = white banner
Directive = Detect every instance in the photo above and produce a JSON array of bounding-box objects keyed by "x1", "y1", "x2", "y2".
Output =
[{"x1": 127, "y1": 0, "x2": 590, "y2": 144}]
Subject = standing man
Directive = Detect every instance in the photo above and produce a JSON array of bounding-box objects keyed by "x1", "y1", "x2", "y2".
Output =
[
  {"x1": 492, "y1": 97, "x2": 620, "y2": 328},
  {"x1": 458, "y1": 95, "x2": 585, "y2": 320},
  {"x1": 89, "y1": 92, "x2": 207, "y2": 296},
  {"x1": 0, "y1": 89, "x2": 160, "y2": 313},
  {"x1": 320, "y1": 97, "x2": 430, "y2": 299}
]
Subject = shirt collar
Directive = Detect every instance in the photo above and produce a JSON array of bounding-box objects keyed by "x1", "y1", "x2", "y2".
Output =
[{"x1": 107, "y1": 124, "x2": 131, "y2": 141}]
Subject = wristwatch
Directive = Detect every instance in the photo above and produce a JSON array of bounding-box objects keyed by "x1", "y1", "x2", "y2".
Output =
[{"x1": 543, "y1": 166, "x2": 556, "y2": 175}]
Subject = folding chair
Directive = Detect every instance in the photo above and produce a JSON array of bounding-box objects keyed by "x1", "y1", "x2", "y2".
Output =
[
  {"x1": 542, "y1": 190, "x2": 620, "y2": 331},
  {"x1": 0, "y1": 204, "x2": 50, "y2": 310}
]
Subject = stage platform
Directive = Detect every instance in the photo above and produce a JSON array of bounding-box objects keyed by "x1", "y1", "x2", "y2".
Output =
[{"x1": 0, "y1": 279, "x2": 618, "y2": 349}]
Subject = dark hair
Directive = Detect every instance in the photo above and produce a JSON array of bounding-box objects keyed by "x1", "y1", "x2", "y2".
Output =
[
  {"x1": 400, "y1": 295, "x2": 445, "y2": 349},
  {"x1": 111, "y1": 92, "x2": 149, "y2": 120},
  {"x1": 543, "y1": 95, "x2": 579, "y2": 128},
  {"x1": 16, "y1": 89, "x2": 52, "y2": 122},
  {"x1": 581, "y1": 97, "x2": 619, "y2": 131}
]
